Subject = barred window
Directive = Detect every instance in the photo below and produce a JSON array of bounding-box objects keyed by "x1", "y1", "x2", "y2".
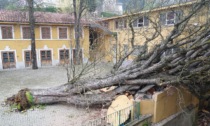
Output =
[
  {"x1": 1, "y1": 26, "x2": 13, "y2": 39},
  {"x1": 22, "y1": 26, "x2": 31, "y2": 39},
  {"x1": 41, "y1": 27, "x2": 51, "y2": 39},
  {"x1": 59, "y1": 27, "x2": 67, "y2": 39}
]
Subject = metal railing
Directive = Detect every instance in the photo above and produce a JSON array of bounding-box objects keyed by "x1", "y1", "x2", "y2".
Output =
[{"x1": 83, "y1": 102, "x2": 140, "y2": 126}]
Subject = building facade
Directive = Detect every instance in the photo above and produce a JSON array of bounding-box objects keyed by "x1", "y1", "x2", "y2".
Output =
[
  {"x1": 0, "y1": 10, "x2": 90, "y2": 70},
  {"x1": 0, "y1": 1, "x2": 209, "y2": 70},
  {"x1": 98, "y1": 0, "x2": 210, "y2": 62}
]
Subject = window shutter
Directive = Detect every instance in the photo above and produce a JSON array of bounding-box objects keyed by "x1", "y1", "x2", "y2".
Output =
[
  {"x1": 175, "y1": 10, "x2": 183, "y2": 23},
  {"x1": 160, "y1": 13, "x2": 166, "y2": 25},
  {"x1": 144, "y1": 16, "x2": 149, "y2": 26}
]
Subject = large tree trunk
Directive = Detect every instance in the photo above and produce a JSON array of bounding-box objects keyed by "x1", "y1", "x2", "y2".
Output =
[
  {"x1": 6, "y1": 0, "x2": 210, "y2": 111},
  {"x1": 28, "y1": 0, "x2": 38, "y2": 69},
  {"x1": 73, "y1": 0, "x2": 84, "y2": 65}
]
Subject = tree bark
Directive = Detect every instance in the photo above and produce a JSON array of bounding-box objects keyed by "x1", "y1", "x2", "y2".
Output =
[
  {"x1": 73, "y1": 0, "x2": 85, "y2": 65},
  {"x1": 27, "y1": 0, "x2": 38, "y2": 69}
]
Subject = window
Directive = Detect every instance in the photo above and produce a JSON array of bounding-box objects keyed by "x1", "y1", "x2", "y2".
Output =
[
  {"x1": 24, "y1": 51, "x2": 33, "y2": 67},
  {"x1": 40, "y1": 50, "x2": 52, "y2": 66},
  {"x1": 1, "y1": 26, "x2": 13, "y2": 39},
  {"x1": 2, "y1": 52, "x2": 14, "y2": 63},
  {"x1": 22, "y1": 26, "x2": 31, "y2": 39},
  {"x1": 160, "y1": 10, "x2": 183, "y2": 25},
  {"x1": 101, "y1": 21, "x2": 109, "y2": 28},
  {"x1": 132, "y1": 16, "x2": 149, "y2": 27},
  {"x1": 1, "y1": 51, "x2": 16, "y2": 69},
  {"x1": 115, "y1": 19, "x2": 127, "y2": 29},
  {"x1": 166, "y1": 12, "x2": 175, "y2": 25},
  {"x1": 41, "y1": 27, "x2": 51, "y2": 39},
  {"x1": 138, "y1": 17, "x2": 144, "y2": 27},
  {"x1": 25, "y1": 51, "x2": 31, "y2": 62},
  {"x1": 41, "y1": 50, "x2": 51, "y2": 60},
  {"x1": 59, "y1": 27, "x2": 68, "y2": 39},
  {"x1": 60, "y1": 49, "x2": 69, "y2": 60}
]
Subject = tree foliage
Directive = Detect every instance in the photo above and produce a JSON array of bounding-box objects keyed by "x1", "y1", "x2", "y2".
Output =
[{"x1": 34, "y1": 6, "x2": 60, "y2": 12}]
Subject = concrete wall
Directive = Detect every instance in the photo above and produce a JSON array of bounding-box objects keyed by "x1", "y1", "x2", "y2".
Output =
[
  {"x1": 139, "y1": 87, "x2": 199, "y2": 123},
  {"x1": 163, "y1": 109, "x2": 196, "y2": 126}
]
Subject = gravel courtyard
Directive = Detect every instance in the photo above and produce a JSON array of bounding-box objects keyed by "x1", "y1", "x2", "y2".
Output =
[{"x1": 0, "y1": 64, "x2": 112, "y2": 126}]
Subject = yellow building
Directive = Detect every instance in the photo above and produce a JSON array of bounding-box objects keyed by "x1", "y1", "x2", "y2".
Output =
[
  {"x1": 0, "y1": 1, "x2": 209, "y2": 70},
  {"x1": 98, "y1": 0, "x2": 210, "y2": 62},
  {"x1": 0, "y1": 10, "x2": 90, "y2": 69}
]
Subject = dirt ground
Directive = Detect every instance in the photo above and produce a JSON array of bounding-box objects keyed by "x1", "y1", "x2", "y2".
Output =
[{"x1": 0, "y1": 64, "x2": 112, "y2": 126}]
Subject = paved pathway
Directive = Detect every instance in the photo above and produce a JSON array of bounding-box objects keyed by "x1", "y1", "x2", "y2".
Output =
[{"x1": 0, "y1": 66, "x2": 111, "y2": 126}]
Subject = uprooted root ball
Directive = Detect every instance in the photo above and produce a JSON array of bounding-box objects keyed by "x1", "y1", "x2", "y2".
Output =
[{"x1": 6, "y1": 88, "x2": 33, "y2": 111}]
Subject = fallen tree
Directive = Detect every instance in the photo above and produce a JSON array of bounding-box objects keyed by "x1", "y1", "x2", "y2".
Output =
[{"x1": 6, "y1": 0, "x2": 210, "y2": 111}]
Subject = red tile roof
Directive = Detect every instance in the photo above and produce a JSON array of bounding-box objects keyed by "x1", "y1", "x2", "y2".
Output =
[{"x1": 0, "y1": 10, "x2": 82, "y2": 24}]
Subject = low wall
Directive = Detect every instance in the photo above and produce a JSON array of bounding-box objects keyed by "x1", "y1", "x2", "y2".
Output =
[{"x1": 140, "y1": 87, "x2": 199, "y2": 123}]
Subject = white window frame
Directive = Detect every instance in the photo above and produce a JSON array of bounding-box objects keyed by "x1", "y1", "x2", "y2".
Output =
[
  {"x1": 22, "y1": 48, "x2": 39, "y2": 68},
  {"x1": 0, "y1": 25, "x2": 14, "y2": 40},
  {"x1": 40, "y1": 26, "x2": 52, "y2": 39},
  {"x1": 39, "y1": 49, "x2": 54, "y2": 61},
  {"x1": 58, "y1": 47, "x2": 71, "y2": 63},
  {"x1": 20, "y1": 25, "x2": 30, "y2": 40},
  {"x1": 133, "y1": 16, "x2": 147, "y2": 28},
  {"x1": 137, "y1": 17, "x2": 144, "y2": 27},
  {"x1": 57, "y1": 26, "x2": 69, "y2": 39},
  {"x1": 0, "y1": 50, "x2": 17, "y2": 69}
]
